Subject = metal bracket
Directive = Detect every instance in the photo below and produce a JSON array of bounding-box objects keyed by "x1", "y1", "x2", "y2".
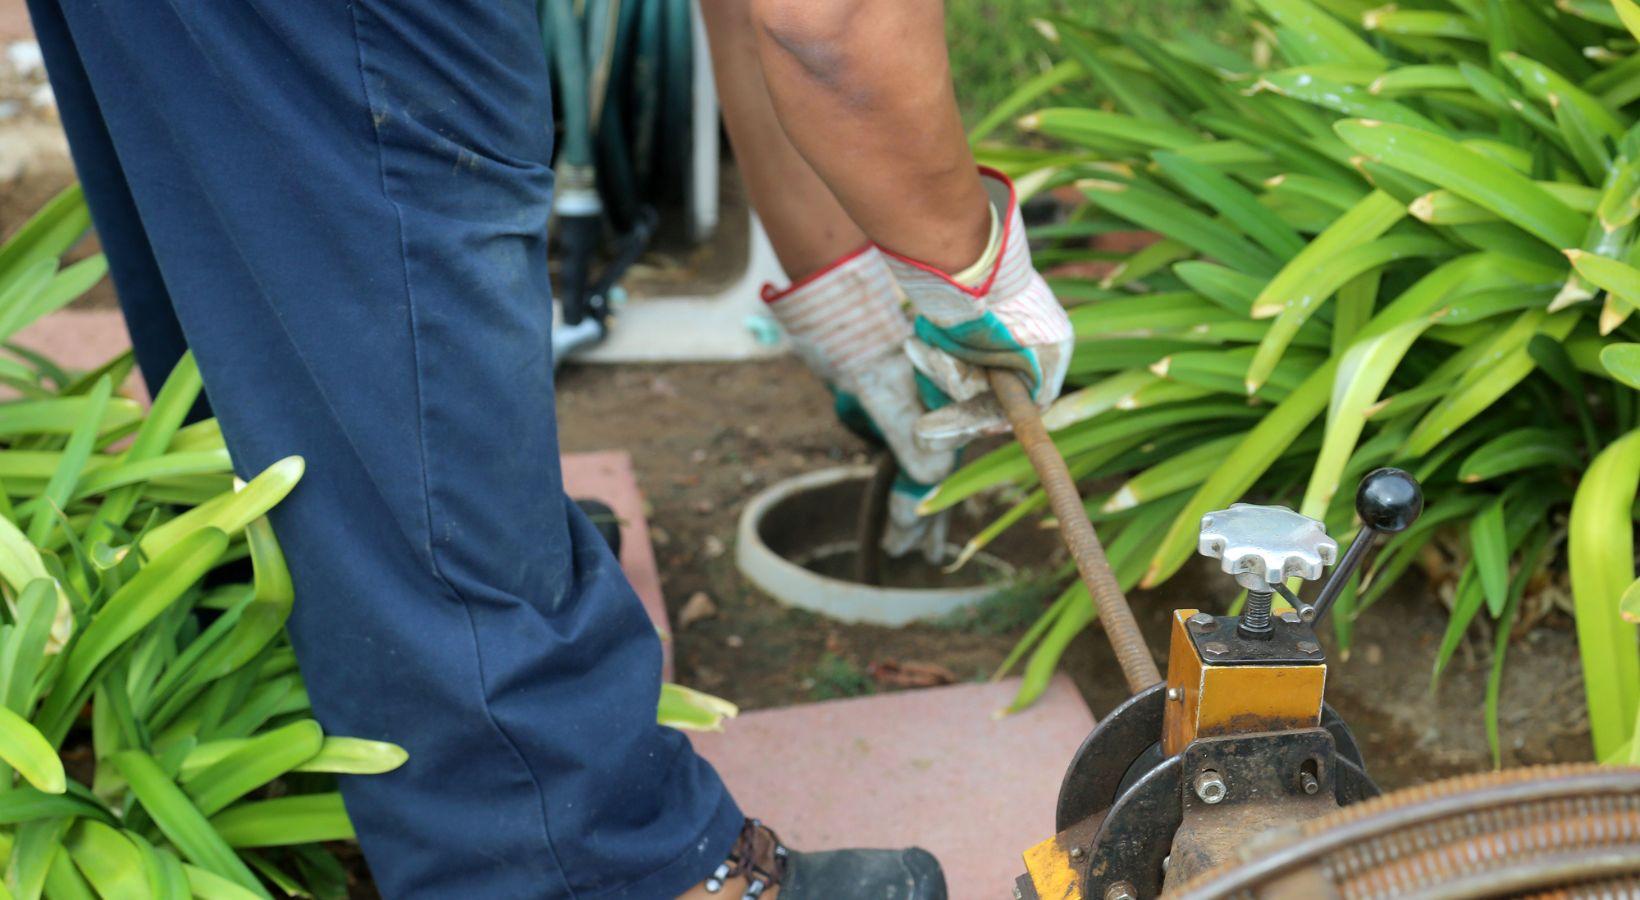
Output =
[
  {"x1": 1165, "y1": 730, "x2": 1342, "y2": 887},
  {"x1": 1185, "y1": 613, "x2": 1326, "y2": 666}
]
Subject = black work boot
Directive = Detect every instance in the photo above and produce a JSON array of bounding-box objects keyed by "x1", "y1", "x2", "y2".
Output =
[
  {"x1": 704, "y1": 819, "x2": 946, "y2": 900},
  {"x1": 573, "y1": 498, "x2": 622, "y2": 557}
]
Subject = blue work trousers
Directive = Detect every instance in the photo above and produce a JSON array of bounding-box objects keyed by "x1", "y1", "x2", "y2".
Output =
[{"x1": 26, "y1": 1, "x2": 742, "y2": 896}]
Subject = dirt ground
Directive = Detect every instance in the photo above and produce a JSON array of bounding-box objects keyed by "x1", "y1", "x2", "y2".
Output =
[{"x1": 555, "y1": 358, "x2": 1594, "y2": 792}]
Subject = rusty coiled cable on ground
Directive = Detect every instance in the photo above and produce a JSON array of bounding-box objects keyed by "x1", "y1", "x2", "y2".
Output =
[
  {"x1": 987, "y1": 370, "x2": 1163, "y2": 694},
  {"x1": 1169, "y1": 764, "x2": 1640, "y2": 899}
]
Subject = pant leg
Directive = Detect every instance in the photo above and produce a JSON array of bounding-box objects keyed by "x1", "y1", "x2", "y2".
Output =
[
  {"x1": 31, "y1": 1, "x2": 741, "y2": 896},
  {"x1": 25, "y1": 0, "x2": 198, "y2": 411}
]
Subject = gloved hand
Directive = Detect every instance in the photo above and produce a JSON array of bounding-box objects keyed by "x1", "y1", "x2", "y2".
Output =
[
  {"x1": 762, "y1": 245, "x2": 956, "y2": 561},
  {"x1": 880, "y1": 168, "x2": 1075, "y2": 451}
]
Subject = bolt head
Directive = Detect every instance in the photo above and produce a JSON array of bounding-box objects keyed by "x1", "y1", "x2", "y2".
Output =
[
  {"x1": 1166, "y1": 687, "x2": 1183, "y2": 701},
  {"x1": 1202, "y1": 641, "x2": 1229, "y2": 657},
  {"x1": 1280, "y1": 611, "x2": 1302, "y2": 624},
  {"x1": 1297, "y1": 640, "x2": 1321, "y2": 655},
  {"x1": 1194, "y1": 769, "x2": 1228, "y2": 804},
  {"x1": 1188, "y1": 612, "x2": 1216, "y2": 631},
  {"x1": 1105, "y1": 882, "x2": 1137, "y2": 900},
  {"x1": 1069, "y1": 846, "x2": 1084, "y2": 860}
]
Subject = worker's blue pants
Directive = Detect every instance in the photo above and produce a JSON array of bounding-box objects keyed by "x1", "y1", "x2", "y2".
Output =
[{"x1": 27, "y1": 1, "x2": 742, "y2": 896}]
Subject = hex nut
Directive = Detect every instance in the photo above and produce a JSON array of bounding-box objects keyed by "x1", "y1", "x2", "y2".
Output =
[
  {"x1": 1297, "y1": 640, "x2": 1321, "y2": 655},
  {"x1": 1194, "y1": 769, "x2": 1228, "y2": 805},
  {"x1": 1105, "y1": 882, "x2": 1137, "y2": 900},
  {"x1": 1188, "y1": 612, "x2": 1216, "y2": 631}
]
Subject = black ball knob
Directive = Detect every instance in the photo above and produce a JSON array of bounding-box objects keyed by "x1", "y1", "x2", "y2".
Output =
[{"x1": 1356, "y1": 468, "x2": 1423, "y2": 533}]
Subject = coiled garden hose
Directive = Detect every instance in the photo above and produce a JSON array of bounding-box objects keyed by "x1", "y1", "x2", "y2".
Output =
[{"x1": 539, "y1": 0, "x2": 695, "y2": 364}]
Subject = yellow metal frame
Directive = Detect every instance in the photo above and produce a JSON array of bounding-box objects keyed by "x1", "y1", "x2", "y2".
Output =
[
  {"x1": 1162, "y1": 609, "x2": 1325, "y2": 756},
  {"x1": 1020, "y1": 610, "x2": 1329, "y2": 898}
]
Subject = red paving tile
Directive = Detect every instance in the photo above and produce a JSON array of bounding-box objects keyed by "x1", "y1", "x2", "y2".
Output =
[
  {"x1": 13, "y1": 309, "x2": 147, "y2": 401},
  {"x1": 691, "y1": 675, "x2": 1095, "y2": 899},
  {"x1": 560, "y1": 450, "x2": 673, "y2": 679},
  {"x1": 0, "y1": 0, "x2": 30, "y2": 42}
]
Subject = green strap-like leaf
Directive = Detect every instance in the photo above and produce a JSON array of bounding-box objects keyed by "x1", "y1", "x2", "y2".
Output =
[
  {"x1": 0, "y1": 706, "x2": 63, "y2": 794},
  {"x1": 1249, "y1": 0, "x2": 1388, "y2": 69},
  {"x1": 969, "y1": 60, "x2": 1081, "y2": 144},
  {"x1": 1145, "y1": 360, "x2": 1340, "y2": 587},
  {"x1": 1620, "y1": 577, "x2": 1640, "y2": 625},
  {"x1": 183, "y1": 720, "x2": 324, "y2": 817},
  {"x1": 1470, "y1": 499, "x2": 1511, "y2": 618},
  {"x1": 0, "y1": 185, "x2": 89, "y2": 304},
  {"x1": 657, "y1": 684, "x2": 739, "y2": 732},
  {"x1": 1568, "y1": 429, "x2": 1640, "y2": 760},
  {"x1": 1601, "y1": 343, "x2": 1640, "y2": 389},
  {"x1": 1252, "y1": 71, "x2": 1441, "y2": 130},
  {"x1": 1459, "y1": 428, "x2": 1584, "y2": 482},
  {"x1": 26, "y1": 376, "x2": 109, "y2": 547},
  {"x1": 1301, "y1": 318, "x2": 1434, "y2": 521},
  {"x1": 0, "y1": 580, "x2": 60, "y2": 716},
  {"x1": 38, "y1": 528, "x2": 228, "y2": 744},
  {"x1": 7, "y1": 817, "x2": 68, "y2": 900},
  {"x1": 125, "y1": 832, "x2": 190, "y2": 900},
  {"x1": 208, "y1": 794, "x2": 353, "y2": 849},
  {"x1": 1616, "y1": 0, "x2": 1640, "y2": 41},
  {"x1": 111, "y1": 751, "x2": 269, "y2": 897},
  {"x1": 139, "y1": 456, "x2": 303, "y2": 559},
  {"x1": 1079, "y1": 180, "x2": 1280, "y2": 275},
  {"x1": 63, "y1": 821, "x2": 146, "y2": 900},
  {"x1": 294, "y1": 736, "x2": 409, "y2": 775},
  {"x1": 1405, "y1": 312, "x2": 1577, "y2": 455},
  {"x1": 1335, "y1": 119, "x2": 1585, "y2": 248},
  {"x1": 1153, "y1": 151, "x2": 1307, "y2": 260},
  {"x1": 1500, "y1": 52, "x2": 1625, "y2": 140},
  {"x1": 1246, "y1": 234, "x2": 1449, "y2": 392}
]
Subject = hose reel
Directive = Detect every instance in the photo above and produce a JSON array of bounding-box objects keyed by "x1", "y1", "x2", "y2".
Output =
[{"x1": 539, "y1": 0, "x2": 708, "y2": 364}]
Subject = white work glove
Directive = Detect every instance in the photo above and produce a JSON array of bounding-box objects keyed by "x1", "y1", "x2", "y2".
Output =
[
  {"x1": 880, "y1": 168, "x2": 1075, "y2": 451},
  {"x1": 762, "y1": 245, "x2": 957, "y2": 561}
]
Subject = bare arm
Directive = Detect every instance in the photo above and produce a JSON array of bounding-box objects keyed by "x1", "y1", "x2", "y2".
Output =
[
  {"x1": 700, "y1": 0, "x2": 867, "y2": 280},
  {"x1": 748, "y1": 0, "x2": 990, "y2": 275}
]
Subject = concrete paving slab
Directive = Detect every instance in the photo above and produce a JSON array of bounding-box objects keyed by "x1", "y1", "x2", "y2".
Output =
[
  {"x1": 690, "y1": 675, "x2": 1094, "y2": 899},
  {"x1": 561, "y1": 450, "x2": 673, "y2": 680}
]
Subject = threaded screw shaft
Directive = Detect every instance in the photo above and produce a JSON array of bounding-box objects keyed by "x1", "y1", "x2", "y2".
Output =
[{"x1": 1239, "y1": 589, "x2": 1274, "y2": 638}]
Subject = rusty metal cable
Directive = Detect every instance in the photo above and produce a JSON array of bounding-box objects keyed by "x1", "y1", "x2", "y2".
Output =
[
  {"x1": 854, "y1": 451, "x2": 897, "y2": 586},
  {"x1": 1168, "y1": 763, "x2": 1640, "y2": 899},
  {"x1": 987, "y1": 370, "x2": 1162, "y2": 694}
]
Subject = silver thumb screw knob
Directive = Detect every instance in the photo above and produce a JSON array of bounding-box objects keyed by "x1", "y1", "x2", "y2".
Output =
[{"x1": 1198, "y1": 503, "x2": 1338, "y2": 591}]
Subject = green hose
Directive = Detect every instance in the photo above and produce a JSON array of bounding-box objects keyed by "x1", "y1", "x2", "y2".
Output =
[{"x1": 538, "y1": 0, "x2": 695, "y2": 354}]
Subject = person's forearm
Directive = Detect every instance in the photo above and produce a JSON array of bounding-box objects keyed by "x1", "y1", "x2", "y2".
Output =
[
  {"x1": 749, "y1": 0, "x2": 990, "y2": 275},
  {"x1": 701, "y1": 0, "x2": 868, "y2": 280}
]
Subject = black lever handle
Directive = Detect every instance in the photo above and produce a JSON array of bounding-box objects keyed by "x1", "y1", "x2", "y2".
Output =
[{"x1": 1303, "y1": 468, "x2": 1423, "y2": 627}]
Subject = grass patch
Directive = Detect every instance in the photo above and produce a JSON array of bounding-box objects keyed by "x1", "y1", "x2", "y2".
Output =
[
  {"x1": 808, "y1": 653, "x2": 876, "y2": 700},
  {"x1": 935, "y1": 576, "x2": 1063, "y2": 636}
]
